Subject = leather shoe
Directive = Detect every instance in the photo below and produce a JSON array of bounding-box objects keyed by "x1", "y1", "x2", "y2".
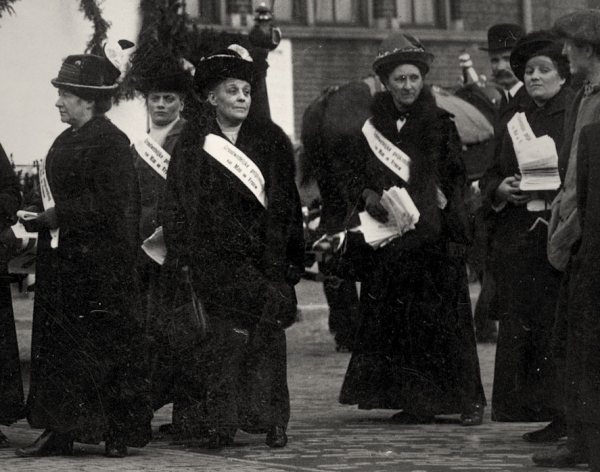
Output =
[
  {"x1": 15, "y1": 430, "x2": 73, "y2": 457},
  {"x1": 104, "y1": 438, "x2": 127, "y2": 458},
  {"x1": 532, "y1": 444, "x2": 587, "y2": 467},
  {"x1": 461, "y1": 404, "x2": 484, "y2": 426},
  {"x1": 265, "y1": 426, "x2": 287, "y2": 448},
  {"x1": 0, "y1": 430, "x2": 10, "y2": 448},
  {"x1": 523, "y1": 419, "x2": 567, "y2": 443}
]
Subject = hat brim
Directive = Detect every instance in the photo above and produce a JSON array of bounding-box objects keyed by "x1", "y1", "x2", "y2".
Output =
[
  {"x1": 51, "y1": 79, "x2": 119, "y2": 91},
  {"x1": 373, "y1": 51, "x2": 434, "y2": 75}
]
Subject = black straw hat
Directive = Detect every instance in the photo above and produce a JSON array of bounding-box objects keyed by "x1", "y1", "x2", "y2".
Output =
[
  {"x1": 481, "y1": 23, "x2": 525, "y2": 52},
  {"x1": 51, "y1": 54, "x2": 120, "y2": 98}
]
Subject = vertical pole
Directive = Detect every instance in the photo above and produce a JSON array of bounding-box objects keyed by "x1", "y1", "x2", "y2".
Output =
[{"x1": 522, "y1": 0, "x2": 533, "y2": 32}]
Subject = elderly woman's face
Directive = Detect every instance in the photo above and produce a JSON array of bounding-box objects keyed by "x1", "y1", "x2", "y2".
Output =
[
  {"x1": 208, "y1": 78, "x2": 251, "y2": 127},
  {"x1": 385, "y1": 64, "x2": 423, "y2": 111},
  {"x1": 524, "y1": 55, "x2": 566, "y2": 106}
]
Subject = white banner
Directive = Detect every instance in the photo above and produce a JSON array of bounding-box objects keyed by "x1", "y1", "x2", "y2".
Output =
[
  {"x1": 362, "y1": 118, "x2": 411, "y2": 183},
  {"x1": 39, "y1": 158, "x2": 59, "y2": 248},
  {"x1": 203, "y1": 133, "x2": 267, "y2": 208},
  {"x1": 134, "y1": 134, "x2": 170, "y2": 180}
]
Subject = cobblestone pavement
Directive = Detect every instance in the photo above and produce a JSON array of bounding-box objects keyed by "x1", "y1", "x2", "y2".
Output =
[{"x1": 1, "y1": 281, "x2": 566, "y2": 471}]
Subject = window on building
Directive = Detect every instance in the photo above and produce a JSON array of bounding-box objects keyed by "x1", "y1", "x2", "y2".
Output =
[
  {"x1": 313, "y1": 0, "x2": 362, "y2": 25},
  {"x1": 373, "y1": 0, "x2": 437, "y2": 28}
]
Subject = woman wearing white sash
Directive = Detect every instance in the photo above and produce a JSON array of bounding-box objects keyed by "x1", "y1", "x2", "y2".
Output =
[
  {"x1": 161, "y1": 45, "x2": 304, "y2": 448},
  {"x1": 339, "y1": 32, "x2": 485, "y2": 426},
  {"x1": 480, "y1": 32, "x2": 572, "y2": 436}
]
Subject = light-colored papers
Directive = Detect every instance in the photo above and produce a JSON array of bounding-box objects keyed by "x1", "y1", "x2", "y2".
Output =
[
  {"x1": 508, "y1": 113, "x2": 561, "y2": 191},
  {"x1": 142, "y1": 226, "x2": 167, "y2": 265},
  {"x1": 359, "y1": 186, "x2": 420, "y2": 249}
]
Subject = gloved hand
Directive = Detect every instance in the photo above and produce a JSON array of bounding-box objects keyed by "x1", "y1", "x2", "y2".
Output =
[
  {"x1": 362, "y1": 188, "x2": 388, "y2": 223},
  {"x1": 19, "y1": 205, "x2": 42, "y2": 233},
  {"x1": 261, "y1": 281, "x2": 297, "y2": 329},
  {"x1": 285, "y1": 264, "x2": 304, "y2": 286},
  {"x1": 35, "y1": 207, "x2": 59, "y2": 230}
]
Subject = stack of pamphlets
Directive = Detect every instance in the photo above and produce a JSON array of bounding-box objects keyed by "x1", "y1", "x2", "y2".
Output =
[
  {"x1": 359, "y1": 186, "x2": 420, "y2": 249},
  {"x1": 508, "y1": 113, "x2": 561, "y2": 191}
]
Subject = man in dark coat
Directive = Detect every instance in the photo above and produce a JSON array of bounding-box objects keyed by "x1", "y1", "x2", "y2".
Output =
[
  {"x1": 17, "y1": 49, "x2": 152, "y2": 459},
  {"x1": 532, "y1": 10, "x2": 600, "y2": 469},
  {"x1": 0, "y1": 142, "x2": 24, "y2": 447},
  {"x1": 161, "y1": 45, "x2": 304, "y2": 448},
  {"x1": 474, "y1": 23, "x2": 528, "y2": 343}
]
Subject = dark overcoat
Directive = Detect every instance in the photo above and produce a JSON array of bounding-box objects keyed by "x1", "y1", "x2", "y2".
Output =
[
  {"x1": 480, "y1": 86, "x2": 571, "y2": 421},
  {"x1": 339, "y1": 88, "x2": 485, "y2": 414},
  {"x1": 564, "y1": 121, "x2": 600, "y2": 425},
  {"x1": 162, "y1": 115, "x2": 304, "y2": 437},
  {"x1": 26, "y1": 116, "x2": 152, "y2": 445},
  {"x1": 0, "y1": 142, "x2": 24, "y2": 426}
]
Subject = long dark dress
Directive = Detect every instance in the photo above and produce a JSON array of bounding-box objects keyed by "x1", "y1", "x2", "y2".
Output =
[
  {"x1": 162, "y1": 115, "x2": 304, "y2": 439},
  {"x1": 480, "y1": 87, "x2": 571, "y2": 422},
  {"x1": 339, "y1": 88, "x2": 485, "y2": 415},
  {"x1": 26, "y1": 116, "x2": 152, "y2": 445},
  {"x1": 0, "y1": 142, "x2": 24, "y2": 426}
]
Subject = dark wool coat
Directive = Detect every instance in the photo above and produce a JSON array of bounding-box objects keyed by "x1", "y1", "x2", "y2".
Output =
[
  {"x1": 26, "y1": 116, "x2": 152, "y2": 445},
  {"x1": 480, "y1": 86, "x2": 572, "y2": 422},
  {"x1": 339, "y1": 88, "x2": 485, "y2": 414},
  {"x1": 161, "y1": 115, "x2": 304, "y2": 437},
  {"x1": 0, "y1": 142, "x2": 24, "y2": 426},
  {"x1": 132, "y1": 117, "x2": 187, "y2": 411},
  {"x1": 563, "y1": 121, "x2": 600, "y2": 425}
]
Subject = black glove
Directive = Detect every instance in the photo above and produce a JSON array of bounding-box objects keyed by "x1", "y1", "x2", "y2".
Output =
[
  {"x1": 262, "y1": 281, "x2": 297, "y2": 329},
  {"x1": 362, "y1": 188, "x2": 388, "y2": 223},
  {"x1": 35, "y1": 207, "x2": 59, "y2": 230},
  {"x1": 285, "y1": 264, "x2": 304, "y2": 286}
]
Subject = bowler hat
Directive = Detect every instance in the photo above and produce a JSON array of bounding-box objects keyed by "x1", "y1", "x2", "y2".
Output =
[
  {"x1": 553, "y1": 9, "x2": 600, "y2": 47},
  {"x1": 194, "y1": 44, "x2": 255, "y2": 98},
  {"x1": 372, "y1": 32, "x2": 434, "y2": 77},
  {"x1": 51, "y1": 54, "x2": 121, "y2": 99},
  {"x1": 510, "y1": 30, "x2": 569, "y2": 82},
  {"x1": 481, "y1": 23, "x2": 525, "y2": 52}
]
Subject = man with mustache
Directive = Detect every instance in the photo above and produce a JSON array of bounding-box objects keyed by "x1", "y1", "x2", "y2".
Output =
[{"x1": 474, "y1": 23, "x2": 528, "y2": 345}]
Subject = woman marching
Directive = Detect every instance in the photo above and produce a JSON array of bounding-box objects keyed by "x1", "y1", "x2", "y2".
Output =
[
  {"x1": 480, "y1": 31, "x2": 572, "y2": 437},
  {"x1": 16, "y1": 48, "x2": 152, "y2": 458},
  {"x1": 339, "y1": 31, "x2": 486, "y2": 425},
  {"x1": 161, "y1": 45, "x2": 304, "y2": 448}
]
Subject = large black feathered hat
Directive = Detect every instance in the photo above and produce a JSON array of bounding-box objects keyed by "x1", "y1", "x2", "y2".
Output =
[
  {"x1": 372, "y1": 31, "x2": 434, "y2": 77},
  {"x1": 194, "y1": 44, "x2": 256, "y2": 97},
  {"x1": 510, "y1": 30, "x2": 569, "y2": 82},
  {"x1": 130, "y1": 44, "x2": 193, "y2": 97}
]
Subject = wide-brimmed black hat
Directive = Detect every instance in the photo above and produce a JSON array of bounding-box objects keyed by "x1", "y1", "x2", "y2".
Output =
[
  {"x1": 51, "y1": 54, "x2": 121, "y2": 99},
  {"x1": 372, "y1": 31, "x2": 434, "y2": 77},
  {"x1": 194, "y1": 44, "x2": 255, "y2": 97},
  {"x1": 510, "y1": 30, "x2": 569, "y2": 82},
  {"x1": 553, "y1": 9, "x2": 600, "y2": 47},
  {"x1": 481, "y1": 23, "x2": 525, "y2": 52},
  {"x1": 131, "y1": 47, "x2": 193, "y2": 97}
]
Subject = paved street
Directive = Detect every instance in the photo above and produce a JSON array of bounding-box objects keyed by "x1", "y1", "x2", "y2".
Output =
[{"x1": 1, "y1": 280, "x2": 563, "y2": 471}]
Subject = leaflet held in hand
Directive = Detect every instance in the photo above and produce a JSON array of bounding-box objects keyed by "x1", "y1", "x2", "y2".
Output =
[{"x1": 359, "y1": 186, "x2": 420, "y2": 249}]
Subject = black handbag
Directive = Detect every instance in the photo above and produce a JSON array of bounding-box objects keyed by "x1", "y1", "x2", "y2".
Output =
[{"x1": 167, "y1": 267, "x2": 208, "y2": 352}]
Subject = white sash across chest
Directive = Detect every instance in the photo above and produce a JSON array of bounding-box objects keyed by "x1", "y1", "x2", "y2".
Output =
[
  {"x1": 362, "y1": 118, "x2": 411, "y2": 183},
  {"x1": 203, "y1": 133, "x2": 267, "y2": 208},
  {"x1": 38, "y1": 157, "x2": 60, "y2": 248},
  {"x1": 134, "y1": 134, "x2": 170, "y2": 180}
]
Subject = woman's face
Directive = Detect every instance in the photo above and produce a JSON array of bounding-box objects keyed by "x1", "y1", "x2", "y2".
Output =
[
  {"x1": 208, "y1": 78, "x2": 251, "y2": 127},
  {"x1": 524, "y1": 55, "x2": 566, "y2": 106},
  {"x1": 55, "y1": 89, "x2": 93, "y2": 129},
  {"x1": 385, "y1": 64, "x2": 423, "y2": 111}
]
